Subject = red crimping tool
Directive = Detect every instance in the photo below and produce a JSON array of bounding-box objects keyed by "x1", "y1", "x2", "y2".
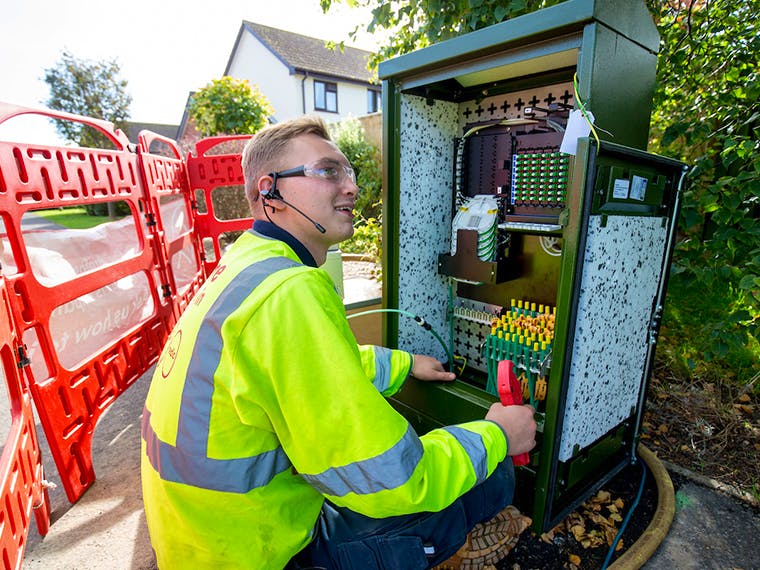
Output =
[{"x1": 497, "y1": 359, "x2": 530, "y2": 466}]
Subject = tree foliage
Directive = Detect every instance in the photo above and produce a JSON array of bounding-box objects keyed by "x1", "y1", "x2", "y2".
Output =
[
  {"x1": 331, "y1": 118, "x2": 383, "y2": 260},
  {"x1": 647, "y1": 0, "x2": 759, "y2": 373},
  {"x1": 44, "y1": 51, "x2": 132, "y2": 147},
  {"x1": 188, "y1": 76, "x2": 274, "y2": 137},
  {"x1": 322, "y1": 0, "x2": 562, "y2": 69},
  {"x1": 325, "y1": 0, "x2": 759, "y2": 380},
  {"x1": 330, "y1": 118, "x2": 382, "y2": 220}
]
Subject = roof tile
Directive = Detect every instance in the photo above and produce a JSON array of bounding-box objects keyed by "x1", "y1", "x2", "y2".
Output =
[{"x1": 243, "y1": 21, "x2": 375, "y2": 83}]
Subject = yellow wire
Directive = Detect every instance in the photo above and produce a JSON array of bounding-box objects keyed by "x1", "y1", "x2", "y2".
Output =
[
  {"x1": 453, "y1": 354, "x2": 467, "y2": 377},
  {"x1": 573, "y1": 72, "x2": 601, "y2": 148}
]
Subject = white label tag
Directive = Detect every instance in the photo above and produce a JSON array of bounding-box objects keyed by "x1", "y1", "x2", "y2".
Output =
[
  {"x1": 630, "y1": 175, "x2": 648, "y2": 201},
  {"x1": 560, "y1": 109, "x2": 595, "y2": 156},
  {"x1": 612, "y1": 178, "x2": 630, "y2": 199}
]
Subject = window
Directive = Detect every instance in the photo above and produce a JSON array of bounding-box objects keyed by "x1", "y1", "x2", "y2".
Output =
[
  {"x1": 314, "y1": 81, "x2": 338, "y2": 113},
  {"x1": 367, "y1": 89, "x2": 382, "y2": 113}
]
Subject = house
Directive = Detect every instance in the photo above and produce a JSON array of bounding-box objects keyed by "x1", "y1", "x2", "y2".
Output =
[
  {"x1": 224, "y1": 21, "x2": 380, "y2": 123},
  {"x1": 124, "y1": 121, "x2": 179, "y2": 143}
]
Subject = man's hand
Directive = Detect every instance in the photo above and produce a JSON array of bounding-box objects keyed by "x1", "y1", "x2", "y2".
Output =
[
  {"x1": 411, "y1": 354, "x2": 456, "y2": 382},
  {"x1": 485, "y1": 403, "x2": 537, "y2": 456}
]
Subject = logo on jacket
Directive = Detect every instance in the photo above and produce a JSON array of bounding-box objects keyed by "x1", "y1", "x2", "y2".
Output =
[{"x1": 160, "y1": 328, "x2": 182, "y2": 378}]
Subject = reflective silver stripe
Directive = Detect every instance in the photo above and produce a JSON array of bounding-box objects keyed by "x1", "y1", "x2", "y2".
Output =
[
  {"x1": 145, "y1": 256, "x2": 301, "y2": 493},
  {"x1": 142, "y1": 409, "x2": 292, "y2": 493},
  {"x1": 441, "y1": 426, "x2": 488, "y2": 484},
  {"x1": 371, "y1": 346, "x2": 392, "y2": 392},
  {"x1": 302, "y1": 423, "x2": 423, "y2": 497}
]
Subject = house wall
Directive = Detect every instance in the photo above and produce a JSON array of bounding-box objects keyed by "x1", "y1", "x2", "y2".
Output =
[
  {"x1": 228, "y1": 31, "x2": 375, "y2": 123},
  {"x1": 302, "y1": 79, "x2": 373, "y2": 123},
  {"x1": 227, "y1": 31, "x2": 303, "y2": 121}
]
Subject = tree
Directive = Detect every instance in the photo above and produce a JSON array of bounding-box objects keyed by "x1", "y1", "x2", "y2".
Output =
[
  {"x1": 187, "y1": 76, "x2": 274, "y2": 137},
  {"x1": 187, "y1": 77, "x2": 275, "y2": 238},
  {"x1": 44, "y1": 50, "x2": 132, "y2": 147},
  {"x1": 321, "y1": 0, "x2": 563, "y2": 69},
  {"x1": 647, "y1": 0, "x2": 759, "y2": 374}
]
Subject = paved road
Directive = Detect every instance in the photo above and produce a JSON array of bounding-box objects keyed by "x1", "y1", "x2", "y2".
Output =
[
  {"x1": 24, "y1": 370, "x2": 156, "y2": 570},
  {"x1": 18, "y1": 211, "x2": 66, "y2": 231},
  {"x1": 644, "y1": 475, "x2": 760, "y2": 569}
]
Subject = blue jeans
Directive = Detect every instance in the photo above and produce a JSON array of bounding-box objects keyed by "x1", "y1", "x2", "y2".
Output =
[{"x1": 291, "y1": 458, "x2": 515, "y2": 569}]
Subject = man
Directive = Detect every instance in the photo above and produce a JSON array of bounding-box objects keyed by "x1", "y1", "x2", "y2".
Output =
[{"x1": 141, "y1": 116, "x2": 536, "y2": 569}]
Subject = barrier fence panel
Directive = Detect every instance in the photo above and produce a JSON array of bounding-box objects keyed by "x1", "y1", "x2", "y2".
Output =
[
  {"x1": 185, "y1": 135, "x2": 254, "y2": 274},
  {"x1": 0, "y1": 103, "x2": 259, "y2": 549},
  {"x1": 0, "y1": 275, "x2": 50, "y2": 569},
  {"x1": 136, "y1": 130, "x2": 205, "y2": 319},
  {"x1": 0, "y1": 103, "x2": 176, "y2": 503}
]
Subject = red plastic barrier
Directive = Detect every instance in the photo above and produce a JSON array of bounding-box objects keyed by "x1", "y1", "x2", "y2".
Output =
[
  {"x1": 0, "y1": 102, "x2": 257, "y2": 562},
  {"x1": 136, "y1": 130, "x2": 205, "y2": 317},
  {"x1": 0, "y1": 275, "x2": 51, "y2": 568},
  {"x1": 0, "y1": 103, "x2": 177, "y2": 503},
  {"x1": 185, "y1": 135, "x2": 254, "y2": 274}
]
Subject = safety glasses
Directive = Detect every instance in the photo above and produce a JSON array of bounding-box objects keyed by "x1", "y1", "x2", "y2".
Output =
[{"x1": 270, "y1": 159, "x2": 357, "y2": 186}]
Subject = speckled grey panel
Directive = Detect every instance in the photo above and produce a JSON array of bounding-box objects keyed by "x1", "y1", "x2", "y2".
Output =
[
  {"x1": 558, "y1": 215, "x2": 667, "y2": 461},
  {"x1": 396, "y1": 95, "x2": 459, "y2": 362}
]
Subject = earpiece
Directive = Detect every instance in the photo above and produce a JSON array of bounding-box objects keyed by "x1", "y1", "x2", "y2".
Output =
[
  {"x1": 261, "y1": 172, "x2": 283, "y2": 200},
  {"x1": 260, "y1": 186, "x2": 277, "y2": 199},
  {"x1": 260, "y1": 177, "x2": 325, "y2": 234}
]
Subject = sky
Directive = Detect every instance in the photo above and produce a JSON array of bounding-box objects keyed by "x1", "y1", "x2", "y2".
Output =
[{"x1": 0, "y1": 0, "x2": 381, "y2": 144}]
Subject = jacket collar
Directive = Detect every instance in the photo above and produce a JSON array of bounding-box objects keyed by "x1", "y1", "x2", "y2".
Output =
[{"x1": 251, "y1": 220, "x2": 318, "y2": 268}]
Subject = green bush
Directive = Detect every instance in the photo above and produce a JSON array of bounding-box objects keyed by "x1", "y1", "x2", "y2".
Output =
[
  {"x1": 330, "y1": 118, "x2": 382, "y2": 220},
  {"x1": 84, "y1": 201, "x2": 130, "y2": 217},
  {"x1": 330, "y1": 118, "x2": 384, "y2": 262},
  {"x1": 340, "y1": 213, "x2": 382, "y2": 262},
  {"x1": 649, "y1": 0, "x2": 760, "y2": 386},
  {"x1": 660, "y1": 273, "x2": 760, "y2": 387},
  {"x1": 188, "y1": 77, "x2": 273, "y2": 137}
]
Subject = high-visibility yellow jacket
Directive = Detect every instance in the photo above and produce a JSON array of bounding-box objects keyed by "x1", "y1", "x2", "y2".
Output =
[{"x1": 141, "y1": 225, "x2": 508, "y2": 569}]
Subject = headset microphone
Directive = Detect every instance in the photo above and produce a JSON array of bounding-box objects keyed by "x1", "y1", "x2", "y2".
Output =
[{"x1": 261, "y1": 188, "x2": 326, "y2": 234}]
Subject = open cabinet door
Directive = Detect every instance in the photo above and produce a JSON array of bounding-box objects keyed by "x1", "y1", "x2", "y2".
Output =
[{"x1": 0, "y1": 275, "x2": 50, "y2": 569}]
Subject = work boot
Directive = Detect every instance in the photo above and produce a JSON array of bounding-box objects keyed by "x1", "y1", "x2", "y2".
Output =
[{"x1": 432, "y1": 505, "x2": 531, "y2": 570}]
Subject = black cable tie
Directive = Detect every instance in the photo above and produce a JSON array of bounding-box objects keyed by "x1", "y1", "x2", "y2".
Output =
[{"x1": 16, "y1": 345, "x2": 30, "y2": 369}]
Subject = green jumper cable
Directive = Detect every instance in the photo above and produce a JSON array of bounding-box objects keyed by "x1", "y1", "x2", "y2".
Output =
[{"x1": 347, "y1": 308, "x2": 466, "y2": 374}]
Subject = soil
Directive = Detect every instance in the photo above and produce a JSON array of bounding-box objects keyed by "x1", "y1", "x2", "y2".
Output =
[
  {"x1": 495, "y1": 459, "x2": 658, "y2": 570},
  {"x1": 641, "y1": 366, "x2": 759, "y2": 504},
  {"x1": 491, "y1": 364, "x2": 759, "y2": 570}
]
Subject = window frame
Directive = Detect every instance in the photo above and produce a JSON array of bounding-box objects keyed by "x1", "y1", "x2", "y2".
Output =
[
  {"x1": 367, "y1": 89, "x2": 382, "y2": 113},
  {"x1": 314, "y1": 80, "x2": 338, "y2": 113}
]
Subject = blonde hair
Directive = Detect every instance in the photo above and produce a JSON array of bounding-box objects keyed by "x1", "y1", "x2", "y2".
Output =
[{"x1": 241, "y1": 115, "x2": 331, "y2": 211}]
